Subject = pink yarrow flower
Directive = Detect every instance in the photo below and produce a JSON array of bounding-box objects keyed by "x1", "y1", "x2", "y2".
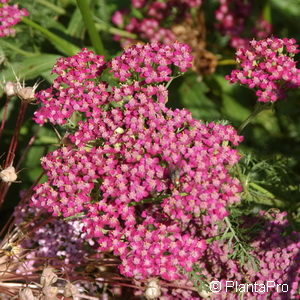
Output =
[
  {"x1": 31, "y1": 43, "x2": 243, "y2": 282},
  {"x1": 226, "y1": 37, "x2": 300, "y2": 102},
  {"x1": 0, "y1": 0, "x2": 28, "y2": 37}
]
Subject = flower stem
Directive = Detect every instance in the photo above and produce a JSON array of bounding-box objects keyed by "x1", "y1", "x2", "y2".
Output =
[
  {"x1": 0, "y1": 101, "x2": 28, "y2": 208},
  {"x1": 218, "y1": 59, "x2": 236, "y2": 66},
  {"x1": 76, "y1": 0, "x2": 105, "y2": 56},
  {"x1": 238, "y1": 102, "x2": 272, "y2": 133},
  {"x1": 94, "y1": 19, "x2": 137, "y2": 39},
  {"x1": 263, "y1": 0, "x2": 272, "y2": 24},
  {"x1": 4, "y1": 102, "x2": 28, "y2": 169},
  {"x1": 36, "y1": 0, "x2": 66, "y2": 15},
  {"x1": 0, "y1": 95, "x2": 10, "y2": 146}
]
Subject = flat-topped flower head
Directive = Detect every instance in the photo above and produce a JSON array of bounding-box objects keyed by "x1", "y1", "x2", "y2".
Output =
[
  {"x1": 31, "y1": 43, "x2": 243, "y2": 282},
  {"x1": 110, "y1": 42, "x2": 193, "y2": 83},
  {"x1": 34, "y1": 43, "x2": 192, "y2": 125},
  {"x1": 33, "y1": 48, "x2": 106, "y2": 125},
  {"x1": 226, "y1": 37, "x2": 300, "y2": 102}
]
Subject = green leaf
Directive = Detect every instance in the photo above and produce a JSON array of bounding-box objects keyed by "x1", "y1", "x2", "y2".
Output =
[
  {"x1": 22, "y1": 17, "x2": 80, "y2": 56},
  {"x1": 271, "y1": 0, "x2": 300, "y2": 17},
  {"x1": 23, "y1": 145, "x2": 45, "y2": 182},
  {"x1": 171, "y1": 73, "x2": 221, "y2": 121},
  {"x1": 67, "y1": 8, "x2": 85, "y2": 38},
  {"x1": 1, "y1": 54, "x2": 59, "y2": 82},
  {"x1": 212, "y1": 75, "x2": 251, "y2": 122},
  {"x1": 222, "y1": 94, "x2": 250, "y2": 122}
]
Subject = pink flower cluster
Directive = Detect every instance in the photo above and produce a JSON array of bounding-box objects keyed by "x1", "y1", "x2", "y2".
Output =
[
  {"x1": 248, "y1": 211, "x2": 300, "y2": 299},
  {"x1": 226, "y1": 38, "x2": 300, "y2": 102},
  {"x1": 132, "y1": 0, "x2": 201, "y2": 9},
  {"x1": 110, "y1": 42, "x2": 192, "y2": 83},
  {"x1": 116, "y1": 223, "x2": 206, "y2": 281},
  {"x1": 34, "y1": 48, "x2": 106, "y2": 125},
  {"x1": 31, "y1": 43, "x2": 243, "y2": 281},
  {"x1": 191, "y1": 211, "x2": 300, "y2": 299},
  {"x1": 215, "y1": 0, "x2": 272, "y2": 48},
  {"x1": 0, "y1": 0, "x2": 28, "y2": 37},
  {"x1": 111, "y1": 0, "x2": 202, "y2": 46},
  {"x1": 34, "y1": 43, "x2": 191, "y2": 125}
]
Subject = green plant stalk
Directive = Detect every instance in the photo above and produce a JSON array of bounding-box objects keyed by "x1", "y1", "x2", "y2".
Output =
[
  {"x1": 0, "y1": 40, "x2": 37, "y2": 57},
  {"x1": 238, "y1": 102, "x2": 272, "y2": 133},
  {"x1": 263, "y1": 0, "x2": 272, "y2": 24},
  {"x1": 248, "y1": 182, "x2": 285, "y2": 207},
  {"x1": 249, "y1": 182, "x2": 275, "y2": 198},
  {"x1": 218, "y1": 59, "x2": 237, "y2": 66},
  {"x1": 165, "y1": 74, "x2": 182, "y2": 89},
  {"x1": 94, "y1": 21, "x2": 137, "y2": 39},
  {"x1": 22, "y1": 17, "x2": 80, "y2": 56},
  {"x1": 76, "y1": 0, "x2": 105, "y2": 56},
  {"x1": 36, "y1": 0, "x2": 66, "y2": 15}
]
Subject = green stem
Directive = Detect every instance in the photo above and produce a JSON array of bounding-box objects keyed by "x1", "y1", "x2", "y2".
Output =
[
  {"x1": 238, "y1": 102, "x2": 271, "y2": 133},
  {"x1": 94, "y1": 19, "x2": 137, "y2": 39},
  {"x1": 263, "y1": 0, "x2": 272, "y2": 23},
  {"x1": 218, "y1": 59, "x2": 236, "y2": 66},
  {"x1": 249, "y1": 182, "x2": 275, "y2": 198},
  {"x1": 0, "y1": 40, "x2": 37, "y2": 57},
  {"x1": 224, "y1": 217, "x2": 243, "y2": 244},
  {"x1": 76, "y1": 0, "x2": 105, "y2": 56},
  {"x1": 165, "y1": 74, "x2": 183, "y2": 89},
  {"x1": 36, "y1": 0, "x2": 66, "y2": 15},
  {"x1": 22, "y1": 17, "x2": 80, "y2": 56}
]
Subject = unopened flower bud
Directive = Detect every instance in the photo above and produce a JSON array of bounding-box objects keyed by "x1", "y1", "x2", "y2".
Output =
[
  {"x1": 4, "y1": 81, "x2": 16, "y2": 96},
  {"x1": 0, "y1": 166, "x2": 17, "y2": 182},
  {"x1": 40, "y1": 267, "x2": 58, "y2": 287},
  {"x1": 145, "y1": 279, "x2": 161, "y2": 299},
  {"x1": 19, "y1": 287, "x2": 38, "y2": 300}
]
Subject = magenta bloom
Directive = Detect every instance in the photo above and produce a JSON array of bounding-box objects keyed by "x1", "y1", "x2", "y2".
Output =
[
  {"x1": 215, "y1": 0, "x2": 272, "y2": 49},
  {"x1": 226, "y1": 37, "x2": 300, "y2": 102},
  {"x1": 0, "y1": 1, "x2": 28, "y2": 37},
  {"x1": 31, "y1": 43, "x2": 243, "y2": 281},
  {"x1": 112, "y1": 0, "x2": 202, "y2": 46}
]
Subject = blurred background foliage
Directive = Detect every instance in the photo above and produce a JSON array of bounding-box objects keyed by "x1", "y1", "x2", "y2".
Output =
[{"x1": 0, "y1": 0, "x2": 300, "y2": 225}]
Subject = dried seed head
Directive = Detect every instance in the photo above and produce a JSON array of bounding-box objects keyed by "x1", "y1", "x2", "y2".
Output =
[
  {"x1": 14, "y1": 85, "x2": 37, "y2": 103},
  {"x1": 64, "y1": 282, "x2": 79, "y2": 297},
  {"x1": 0, "y1": 166, "x2": 17, "y2": 182},
  {"x1": 16, "y1": 86, "x2": 36, "y2": 102},
  {"x1": 145, "y1": 279, "x2": 161, "y2": 299},
  {"x1": 13, "y1": 80, "x2": 39, "y2": 103},
  {"x1": 4, "y1": 81, "x2": 16, "y2": 97},
  {"x1": 19, "y1": 287, "x2": 38, "y2": 300},
  {"x1": 40, "y1": 267, "x2": 58, "y2": 288}
]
